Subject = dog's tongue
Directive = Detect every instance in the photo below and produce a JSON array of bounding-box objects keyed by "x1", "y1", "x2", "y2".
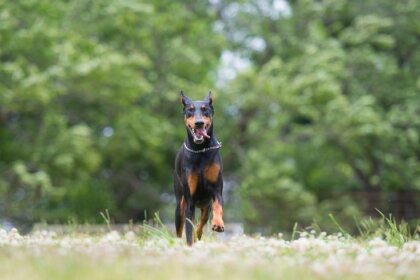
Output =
[{"x1": 195, "y1": 128, "x2": 210, "y2": 139}]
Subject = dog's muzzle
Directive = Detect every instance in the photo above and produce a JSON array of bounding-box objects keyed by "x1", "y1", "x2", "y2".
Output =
[{"x1": 189, "y1": 127, "x2": 210, "y2": 144}]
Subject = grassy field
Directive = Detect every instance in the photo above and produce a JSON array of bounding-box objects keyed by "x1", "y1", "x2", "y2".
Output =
[{"x1": 0, "y1": 224, "x2": 419, "y2": 280}]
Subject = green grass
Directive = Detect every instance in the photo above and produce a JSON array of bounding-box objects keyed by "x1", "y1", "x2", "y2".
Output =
[
  {"x1": 0, "y1": 216, "x2": 418, "y2": 280},
  {"x1": 355, "y1": 210, "x2": 418, "y2": 247}
]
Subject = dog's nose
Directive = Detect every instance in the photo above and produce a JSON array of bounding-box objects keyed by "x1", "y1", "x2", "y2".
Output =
[{"x1": 195, "y1": 121, "x2": 204, "y2": 128}]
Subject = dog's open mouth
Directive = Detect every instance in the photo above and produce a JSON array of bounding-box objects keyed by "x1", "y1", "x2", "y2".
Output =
[{"x1": 189, "y1": 126, "x2": 210, "y2": 144}]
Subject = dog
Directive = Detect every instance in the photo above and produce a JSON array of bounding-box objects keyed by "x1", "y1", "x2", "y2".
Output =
[{"x1": 173, "y1": 91, "x2": 224, "y2": 245}]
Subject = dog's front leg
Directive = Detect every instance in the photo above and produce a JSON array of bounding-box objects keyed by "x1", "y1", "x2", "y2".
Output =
[
  {"x1": 185, "y1": 172, "x2": 198, "y2": 245},
  {"x1": 185, "y1": 202, "x2": 196, "y2": 246},
  {"x1": 211, "y1": 192, "x2": 225, "y2": 232},
  {"x1": 175, "y1": 196, "x2": 186, "y2": 238}
]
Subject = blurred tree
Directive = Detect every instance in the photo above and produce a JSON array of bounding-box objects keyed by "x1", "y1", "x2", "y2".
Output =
[
  {"x1": 0, "y1": 0, "x2": 225, "y2": 224},
  {"x1": 217, "y1": 0, "x2": 420, "y2": 233},
  {"x1": 0, "y1": 0, "x2": 418, "y2": 233}
]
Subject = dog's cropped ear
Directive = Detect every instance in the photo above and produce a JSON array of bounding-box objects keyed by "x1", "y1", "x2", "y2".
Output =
[
  {"x1": 180, "y1": 91, "x2": 191, "y2": 107},
  {"x1": 205, "y1": 91, "x2": 213, "y2": 107}
]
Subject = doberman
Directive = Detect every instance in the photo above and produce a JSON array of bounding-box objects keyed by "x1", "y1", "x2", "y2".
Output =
[{"x1": 173, "y1": 91, "x2": 224, "y2": 246}]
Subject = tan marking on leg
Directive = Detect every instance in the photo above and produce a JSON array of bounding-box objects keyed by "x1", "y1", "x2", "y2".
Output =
[
  {"x1": 187, "y1": 173, "x2": 199, "y2": 195},
  {"x1": 211, "y1": 199, "x2": 224, "y2": 232},
  {"x1": 177, "y1": 196, "x2": 186, "y2": 238},
  {"x1": 196, "y1": 207, "x2": 210, "y2": 240},
  {"x1": 205, "y1": 163, "x2": 220, "y2": 183}
]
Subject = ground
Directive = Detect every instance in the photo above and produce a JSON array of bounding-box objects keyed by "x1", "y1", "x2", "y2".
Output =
[{"x1": 0, "y1": 228, "x2": 419, "y2": 280}]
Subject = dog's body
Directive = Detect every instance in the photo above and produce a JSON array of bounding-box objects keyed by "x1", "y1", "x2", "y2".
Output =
[{"x1": 173, "y1": 91, "x2": 224, "y2": 246}]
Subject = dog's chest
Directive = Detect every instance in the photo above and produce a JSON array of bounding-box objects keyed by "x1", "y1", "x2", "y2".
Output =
[{"x1": 187, "y1": 159, "x2": 220, "y2": 185}]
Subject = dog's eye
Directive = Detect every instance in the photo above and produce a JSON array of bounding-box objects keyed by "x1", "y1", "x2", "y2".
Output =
[
  {"x1": 185, "y1": 108, "x2": 194, "y2": 117},
  {"x1": 201, "y1": 108, "x2": 211, "y2": 117}
]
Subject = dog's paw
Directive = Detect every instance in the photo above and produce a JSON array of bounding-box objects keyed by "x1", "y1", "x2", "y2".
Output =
[{"x1": 211, "y1": 224, "x2": 224, "y2": 232}]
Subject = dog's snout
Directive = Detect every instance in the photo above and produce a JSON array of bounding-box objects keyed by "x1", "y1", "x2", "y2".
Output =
[{"x1": 195, "y1": 120, "x2": 204, "y2": 128}]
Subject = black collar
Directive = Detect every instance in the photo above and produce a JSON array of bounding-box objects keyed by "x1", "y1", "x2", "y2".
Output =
[{"x1": 183, "y1": 141, "x2": 222, "y2": 153}]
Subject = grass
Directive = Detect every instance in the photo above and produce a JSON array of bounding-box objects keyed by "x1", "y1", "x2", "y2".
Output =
[
  {"x1": 0, "y1": 216, "x2": 418, "y2": 280},
  {"x1": 141, "y1": 212, "x2": 177, "y2": 244},
  {"x1": 355, "y1": 210, "x2": 418, "y2": 247}
]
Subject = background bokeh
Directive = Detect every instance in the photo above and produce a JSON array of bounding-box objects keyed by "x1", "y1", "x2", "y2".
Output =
[{"x1": 0, "y1": 0, "x2": 419, "y2": 234}]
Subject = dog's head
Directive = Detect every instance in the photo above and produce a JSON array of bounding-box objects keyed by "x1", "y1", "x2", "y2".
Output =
[{"x1": 180, "y1": 91, "x2": 214, "y2": 144}]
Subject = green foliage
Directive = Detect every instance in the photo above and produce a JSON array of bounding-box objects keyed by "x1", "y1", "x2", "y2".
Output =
[
  {"x1": 219, "y1": 0, "x2": 420, "y2": 233},
  {"x1": 0, "y1": 0, "x2": 225, "y2": 224},
  {"x1": 239, "y1": 145, "x2": 317, "y2": 233},
  {"x1": 0, "y1": 0, "x2": 419, "y2": 233}
]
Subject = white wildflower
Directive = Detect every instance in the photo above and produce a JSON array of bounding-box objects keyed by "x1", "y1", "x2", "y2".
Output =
[
  {"x1": 124, "y1": 231, "x2": 136, "y2": 241},
  {"x1": 368, "y1": 237, "x2": 387, "y2": 247},
  {"x1": 101, "y1": 230, "x2": 121, "y2": 243}
]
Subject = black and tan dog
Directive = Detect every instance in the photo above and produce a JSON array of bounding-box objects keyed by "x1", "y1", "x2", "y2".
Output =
[{"x1": 173, "y1": 91, "x2": 224, "y2": 246}]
